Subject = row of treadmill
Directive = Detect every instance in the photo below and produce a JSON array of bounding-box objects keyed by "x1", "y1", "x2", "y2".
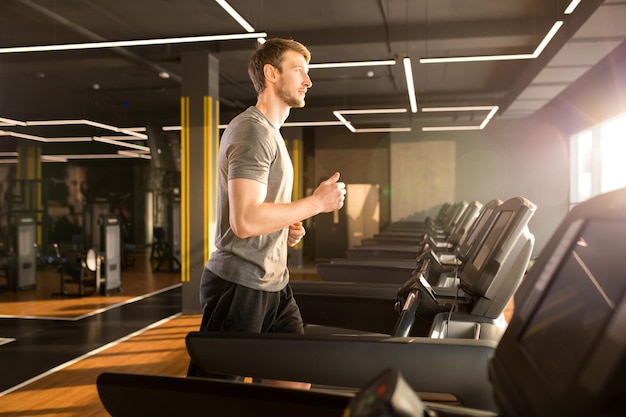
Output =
[{"x1": 97, "y1": 189, "x2": 626, "y2": 417}]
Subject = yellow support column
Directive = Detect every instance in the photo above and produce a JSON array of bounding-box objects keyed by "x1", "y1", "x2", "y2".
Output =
[
  {"x1": 180, "y1": 52, "x2": 220, "y2": 314},
  {"x1": 16, "y1": 144, "x2": 42, "y2": 243}
]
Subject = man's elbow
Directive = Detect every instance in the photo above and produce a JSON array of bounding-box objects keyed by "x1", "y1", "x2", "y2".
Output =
[{"x1": 230, "y1": 218, "x2": 255, "y2": 239}]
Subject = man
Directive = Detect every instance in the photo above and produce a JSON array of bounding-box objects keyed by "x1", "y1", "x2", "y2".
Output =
[{"x1": 188, "y1": 39, "x2": 346, "y2": 379}]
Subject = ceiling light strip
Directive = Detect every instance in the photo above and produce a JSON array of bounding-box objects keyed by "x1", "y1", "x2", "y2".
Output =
[
  {"x1": 422, "y1": 126, "x2": 482, "y2": 132},
  {"x1": 41, "y1": 155, "x2": 68, "y2": 162},
  {"x1": 420, "y1": 21, "x2": 563, "y2": 64},
  {"x1": 532, "y1": 21, "x2": 563, "y2": 57},
  {"x1": 421, "y1": 106, "x2": 495, "y2": 112},
  {"x1": 0, "y1": 130, "x2": 48, "y2": 142},
  {"x1": 479, "y1": 106, "x2": 499, "y2": 129},
  {"x1": 83, "y1": 120, "x2": 148, "y2": 139},
  {"x1": 98, "y1": 135, "x2": 148, "y2": 141},
  {"x1": 283, "y1": 121, "x2": 345, "y2": 127},
  {"x1": 118, "y1": 150, "x2": 152, "y2": 159},
  {"x1": 337, "y1": 108, "x2": 407, "y2": 115},
  {"x1": 93, "y1": 137, "x2": 150, "y2": 151},
  {"x1": 421, "y1": 105, "x2": 498, "y2": 132},
  {"x1": 309, "y1": 60, "x2": 396, "y2": 69},
  {"x1": 44, "y1": 154, "x2": 144, "y2": 160},
  {"x1": 421, "y1": 53, "x2": 534, "y2": 64},
  {"x1": 355, "y1": 127, "x2": 412, "y2": 133},
  {"x1": 215, "y1": 0, "x2": 255, "y2": 32},
  {"x1": 26, "y1": 119, "x2": 148, "y2": 139},
  {"x1": 403, "y1": 58, "x2": 418, "y2": 113},
  {"x1": 332, "y1": 111, "x2": 356, "y2": 133},
  {"x1": 0, "y1": 117, "x2": 27, "y2": 126},
  {"x1": 0, "y1": 32, "x2": 267, "y2": 54},
  {"x1": 43, "y1": 137, "x2": 93, "y2": 143},
  {"x1": 564, "y1": 0, "x2": 582, "y2": 14}
]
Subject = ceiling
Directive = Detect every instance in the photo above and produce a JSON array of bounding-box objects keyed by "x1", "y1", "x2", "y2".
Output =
[{"x1": 1, "y1": 0, "x2": 625, "y2": 158}]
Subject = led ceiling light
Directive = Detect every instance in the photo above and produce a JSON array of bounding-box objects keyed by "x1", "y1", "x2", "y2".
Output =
[
  {"x1": 215, "y1": 0, "x2": 255, "y2": 32},
  {"x1": 421, "y1": 105, "x2": 499, "y2": 131},
  {"x1": 283, "y1": 121, "x2": 345, "y2": 127},
  {"x1": 0, "y1": 130, "x2": 48, "y2": 142},
  {"x1": 215, "y1": 0, "x2": 265, "y2": 45},
  {"x1": 403, "y1": 57, "x2": 418, "y2": 113},
  {"x1": 1, "y1": 117, "x2": 149, "y2": 149},
  {"x1": 118, "y1": 150, "x2": 152, "y2": 159},
  {"x1": 41, "y1": 155, "x2": 69, "y2": 162},
  {"x1": 420, "y1": 21, "x2": 563, "y2": 64},
  {"x1": 0, "y1": 32, "x2": 267, "y2": 54},
  {"x1": 26, "y1": 119, "x2": 147, "y2": 139},
  {"x1": 93, "y1": 137, "x2": 150, "y2": 152},
  {"x1": 0, "y1": 117, "x2": 27, "y2": 126},
  {"x1": 309, "y1": 60, "x2": 396, "y2": 69},
  {"x1": 333, "y1": 108, "x2": 410, "y2": 133},
  {"x1": 44, "y1": 154, "x2": 148, "y2": 160},
  {"x1": 564, "y1": 0, "x2": 582, "y2": 14}
]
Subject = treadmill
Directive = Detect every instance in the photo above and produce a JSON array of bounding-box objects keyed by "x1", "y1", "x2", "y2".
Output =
[
  {"x1": 341, "y1": 201, "x2": 472, "y2": 260},
  {"x1": 317, "y1": 200, "x2": 498, "y2": 285},
  {"x1": 98, "y1": 186, "x2": 626, "y2": 417},
  {"x1": 292, "y1": 196, "x2": 536, "y2": 336},
  {"x1": 176, "y1": 197, "x2": 537, "y2": 411}
]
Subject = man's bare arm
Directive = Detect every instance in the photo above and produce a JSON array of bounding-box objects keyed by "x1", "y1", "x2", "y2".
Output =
[{"x1": 228, "y1": 172, "x2": 345, "y2": 239}]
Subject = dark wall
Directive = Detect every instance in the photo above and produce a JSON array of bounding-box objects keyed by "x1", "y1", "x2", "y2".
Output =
[
  {"x1": 41, "y1": 159, "x2": 149, "y2": 251},
  {"x1": 310, "y1": 127, "x2": 390, "y2": 261}
]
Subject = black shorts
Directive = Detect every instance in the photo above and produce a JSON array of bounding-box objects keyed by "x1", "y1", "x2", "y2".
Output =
[{"x1": 198, "y1": 268, "x2": 304, "y2": 334}]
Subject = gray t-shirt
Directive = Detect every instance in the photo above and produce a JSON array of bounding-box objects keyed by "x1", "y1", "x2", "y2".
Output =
[{"x1": 206, "y1": 107, "x2": 293, "y2": 291}]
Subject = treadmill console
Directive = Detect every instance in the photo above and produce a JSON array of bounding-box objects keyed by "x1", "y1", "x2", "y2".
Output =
[
  {"x1": 345, "y1": 369, "x2": 497, "y2": 417},
  {"x1": 343, "y1": 368, "x2": 426, "y2": 417}
]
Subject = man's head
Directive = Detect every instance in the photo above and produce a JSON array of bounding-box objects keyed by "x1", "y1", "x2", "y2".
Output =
[{"x1": 248, "y1": 38, "x2": 311, "y2": 95}]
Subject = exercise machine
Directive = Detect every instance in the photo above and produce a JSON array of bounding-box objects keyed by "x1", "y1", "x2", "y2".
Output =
[
  {"x1": 99, "y1": 186, "x2": 626, "y2": 417},
  {"x1": 6, "y1": 213, "x2": 37, "y2": 291}
]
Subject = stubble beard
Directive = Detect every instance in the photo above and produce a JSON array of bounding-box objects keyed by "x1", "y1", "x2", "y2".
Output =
[{"x1": 277, "y1": 81, "x2": 305, "y2": 108}]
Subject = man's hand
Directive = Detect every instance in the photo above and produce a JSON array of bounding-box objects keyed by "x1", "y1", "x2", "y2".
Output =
[
  {"x1": 288, "y1": 222, "x2": 306, "y2": 247},
  {"x1": 313, "y1": 172, "x2": 346, "y2": 213}
]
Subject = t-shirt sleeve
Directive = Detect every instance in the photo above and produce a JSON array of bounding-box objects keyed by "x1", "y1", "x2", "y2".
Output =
[{"x1": 225, "y1": 121, "x2": 275, "y2": 185}]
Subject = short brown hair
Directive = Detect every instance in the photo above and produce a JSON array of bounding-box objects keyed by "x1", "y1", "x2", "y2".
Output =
[{"x1": 248, "y1": 38, "x2": 311, "y2": 94}]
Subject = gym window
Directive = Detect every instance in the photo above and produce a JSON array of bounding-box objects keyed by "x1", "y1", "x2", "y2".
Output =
[{"x1": 570, "y1": 113, "x2": 626, "y2": 208}]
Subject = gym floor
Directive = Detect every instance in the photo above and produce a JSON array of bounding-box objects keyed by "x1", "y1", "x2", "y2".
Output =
[
  {"x1": 0, "y1": 252, "x2": 322, "y2": 416},
  {"x1": 0, "y1": 252, "x2": 186, "y2": 415}
]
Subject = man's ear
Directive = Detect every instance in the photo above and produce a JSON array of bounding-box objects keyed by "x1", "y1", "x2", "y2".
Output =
[{"x1": 263, "y1": 63, "x2": 278, "y2": 85}]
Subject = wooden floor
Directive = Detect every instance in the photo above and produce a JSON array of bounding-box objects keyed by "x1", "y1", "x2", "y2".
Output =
[
  {"x1": 0, "y1": 314, "x2": 201, "y2": 416},
  {"x1": 0, "y1": 252, "x2": 329, "y2": 416},
  {"x1": 0, "y1": 252, "x2": 192, "y2": 416}
]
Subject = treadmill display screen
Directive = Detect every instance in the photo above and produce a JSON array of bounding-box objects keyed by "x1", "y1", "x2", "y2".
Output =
[
  {"x1": 519, "y1": 219, "x2": 626, "y2": 397},
  {"x1": 461, "y1": 207, "x2": 493, "y2": 249},
  {"x1": 471, "y1": 210, "x2": 514, "y2": 272}
]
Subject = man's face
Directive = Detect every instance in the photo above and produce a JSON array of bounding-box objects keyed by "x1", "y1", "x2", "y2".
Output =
[
  {"x1": 275, "y1": 49, "x2": 312, "y2": 108},
  {"x1": 66, "y1": 166, "x2": 88, "y2": 204}
]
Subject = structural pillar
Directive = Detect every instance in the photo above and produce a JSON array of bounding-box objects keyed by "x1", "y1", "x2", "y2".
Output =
[
  {"x1": 283, "y1": 128, "x2": 304, "y2": 268},
  {"x1": 180, "y1": 52, "x2": 220, "y2": 314},
  {"x1": 16, "y1": 144, "x2": 42, "y2": 244}
]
